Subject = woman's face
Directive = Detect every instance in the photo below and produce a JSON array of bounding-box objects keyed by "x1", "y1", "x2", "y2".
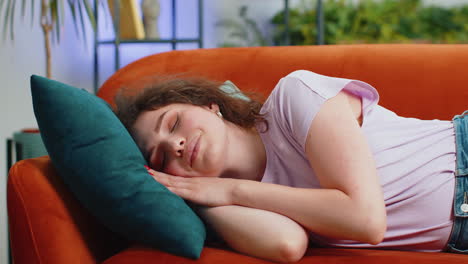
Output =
[{"x1": 132, "y1": 103, "x2": 228, "y2": 178}]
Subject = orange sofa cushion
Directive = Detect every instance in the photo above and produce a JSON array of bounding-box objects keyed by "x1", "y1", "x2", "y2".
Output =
[
  {"x1": 103, "y1": 245, "x2": 466, "y2": 264},
  {"x1": 99, "y1": 45, "x2": 468, "y2": 121}
]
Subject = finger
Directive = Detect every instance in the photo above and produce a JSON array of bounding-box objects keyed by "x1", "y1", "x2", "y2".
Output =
[
  {"x1": 144, "y1": 165, "x2": 154, "y2": 174},
  {"x1": 145, "y1": 166, "x2": 171, "y2": 179},
  {"x1": 167, "y1": 186, "x2": 195, "y2": 201},
  {"x1": 152, "y1": 174, "x2": 192, "y2": 190},
  {"x1": 152, "y1": 173, "x2": 171, "y2": 186},
  {"x1": 145, "y1": 166, "x2": 157, "y2": 175},
  {"x1": 144, "y1": 168, "x2": 169, "y2": 184},
  {"x1": 166, "y1": 176, "x2": 195, "y2": 190}
]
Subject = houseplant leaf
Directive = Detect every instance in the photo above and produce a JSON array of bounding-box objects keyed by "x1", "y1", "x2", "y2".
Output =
[{"x1": 0, "y1": 0, "x2": 105, "y2": 78}]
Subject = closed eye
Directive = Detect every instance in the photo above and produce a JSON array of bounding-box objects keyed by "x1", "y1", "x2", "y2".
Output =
[{"x1": 171, "y1": 114, "x2": 179, "y2": 133}]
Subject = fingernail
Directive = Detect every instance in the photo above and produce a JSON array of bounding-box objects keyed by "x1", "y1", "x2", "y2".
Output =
[{"x1": 144, "y1": 165, "x2": 154, "y2": 175}]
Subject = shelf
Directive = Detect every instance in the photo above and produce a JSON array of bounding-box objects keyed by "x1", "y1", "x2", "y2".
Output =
[
  {"x1": 93, "y1": 0, "x2": 204, "y2": 93},
  {"x1": 98, "y1": 38, "x2": 202, "y2": 44}
]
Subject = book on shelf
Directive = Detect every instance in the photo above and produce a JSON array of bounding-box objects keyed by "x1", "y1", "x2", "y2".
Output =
[{"x1": 107, "y1": 0, "x2": 145, "y2": 40}]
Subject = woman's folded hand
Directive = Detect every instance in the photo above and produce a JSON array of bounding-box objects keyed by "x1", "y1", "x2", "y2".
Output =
[{"x1": 147, "y1": 166, "x2": 241, "y2": 207}]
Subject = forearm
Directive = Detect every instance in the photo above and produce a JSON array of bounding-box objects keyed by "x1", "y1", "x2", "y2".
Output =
[
  {"x1": 196, "y1": 205, "x2": 308, "y2": 263},
  {"x1": 147, "y1": 167, "x2": 385, "y2": 244},
  {"x1": 233, "y1": 180, "x2": 386, "y2": 244}
]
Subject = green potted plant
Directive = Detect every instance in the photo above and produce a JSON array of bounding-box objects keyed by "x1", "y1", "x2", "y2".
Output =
[
  {"x1": 215, "y1": 5, "x2": 268, "y2": 47},
  {"x1": 271, "y1": 0, "x2": 468, "y2": 45},
  {"x1": 1, "y1": 0, "x2": 106, "y2": 78}
]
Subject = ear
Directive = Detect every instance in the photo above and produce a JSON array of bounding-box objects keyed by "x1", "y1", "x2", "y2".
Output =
[{"x1": 205, "y1": 103, "x2": 220, "y2": 113}]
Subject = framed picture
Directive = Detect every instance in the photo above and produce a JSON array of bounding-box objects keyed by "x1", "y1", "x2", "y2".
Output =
[{"x1": 107, "y1": 0, "x2": 145, "y2": 39}]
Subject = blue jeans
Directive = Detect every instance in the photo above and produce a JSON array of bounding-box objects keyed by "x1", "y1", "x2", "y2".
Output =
[{"x1": 446, "y1": 110, "x2": 468, "y2": 253}]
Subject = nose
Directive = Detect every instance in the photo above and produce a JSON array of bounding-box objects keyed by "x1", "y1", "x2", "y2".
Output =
[{"x1": 168, "y1": 136, "x2": 185, "y2": 157}]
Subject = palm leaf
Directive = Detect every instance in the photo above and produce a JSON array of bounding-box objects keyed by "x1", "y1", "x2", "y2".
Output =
[
  {"x1": 82, "y1": 0, "x2": 96, "y2": 31},
  {"x1": 68, "y1": 0, "x2": 82, "y2": 40},
  {"x1": 229, "y1": 31, "x2": 248, "y2": 40},
  {"x1": 77, "y1": 0, "x2": 89, "y2": 49},
  {"x1": 21, "y1": 0, "x2": 26, "y2": 17},
  {"x1": 99, "y1": 0, "x2": 107, "y2": 10},
  {"x1": 59, "y1": 0, "x2": 65, "y2": 27},
  {"x1": 244, "y1": 17, "x2": 267, "y2": 46},
  {"x1": 50, "y1": 0, "x2": 60, "y2": 44},
  {"x1": 9, "y1": 0, "x2": 15, "y2": 41},
  {"x1": 3, "y1": 0, "x2": 15, "y2": 41},
  {"x1": 30, "y1": 0, "x2": 35, "y2": 27},
  {"x1": 100, "y1": 0, "x2": 111, "y2": 29},
  {"x1": 57, "y1": 0, "x2": 65, "y2": 41},
  {"x1": 0, "y1": 0, "x2": 5, "y2": 15},
  {"x1": 2, "y1": 0, "x2": 102, "y2": 45},
  {"x1": 2, "y1": 0, "x2": 11, "y2": 41},
  {"x1": 215, "y1": 20, "x2": 243, "y2": 30},
  {"x1": 216, "y1": 19, "x2": 249, "y2": 40}
]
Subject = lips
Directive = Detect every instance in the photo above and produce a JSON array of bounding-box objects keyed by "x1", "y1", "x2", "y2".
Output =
[{"x1": 186, "y1": 134, "x2": 200, "y2": 167}]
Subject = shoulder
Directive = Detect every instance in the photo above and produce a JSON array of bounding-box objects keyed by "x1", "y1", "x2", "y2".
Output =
[
  {"x1": 276, "y1": 70, "x2": 352, "y2": 100},
  {"x1": 264, "y1": 71, "x2": 330, "y2": 114},
  {"x1": 260, "y1": 71, "x2": 345, "y2": 148}
]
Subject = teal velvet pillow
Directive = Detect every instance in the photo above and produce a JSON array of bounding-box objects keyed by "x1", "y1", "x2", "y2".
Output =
[{"x1": 30, "y1": 75, "x2": 206, "y2": 259}]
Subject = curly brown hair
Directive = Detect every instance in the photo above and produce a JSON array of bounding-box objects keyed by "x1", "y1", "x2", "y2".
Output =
[{"x1": 114, "y1": 75, "x2": 268, "y2": 134}]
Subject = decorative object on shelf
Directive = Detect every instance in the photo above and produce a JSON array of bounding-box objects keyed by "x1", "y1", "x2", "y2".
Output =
[
  {"x1": 215, "y1": 5, "x2": 267, "y2": 47},
  {"x1": 141, "y1": 0, "x2": 161, "y2": 39},
  {"x1": 93, "y1": 0, "x2": 204, "y2": 92},
  {"x1": 0, "y1": 0, "x2": 104, "y2": 78},
  {"x1": 7, "y1": 129, "x2": 48, "y2": 173},
  {"x1": 107, "y1": 0, "x2": 145, "y2": 40},
  {"x1": 12, "y1": 129, "x2": 48, "y2": 160}
]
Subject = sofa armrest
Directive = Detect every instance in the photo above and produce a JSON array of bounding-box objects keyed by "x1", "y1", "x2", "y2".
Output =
[{"x1": 7, "y1": 156, "x2": 127, "y2": 264}]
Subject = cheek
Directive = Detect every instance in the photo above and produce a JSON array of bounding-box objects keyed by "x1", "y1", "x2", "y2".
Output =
[
  {"x1": 184, "y1": 111, "x2": 219, "y2": 131},
  {"x1": 204, "y1": 142, "x2": 226, "y2": 168},
  {"x1": 181, "y1": 114, "x2": 198, "y2": 128},
  {"x1": 194, "y1": 129, "x2": 228, "y2": 177}
]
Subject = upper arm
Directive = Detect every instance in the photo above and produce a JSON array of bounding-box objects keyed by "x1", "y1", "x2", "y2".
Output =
[{"x1": 304, "y1": 91, "x2": 384, "y2": 207}]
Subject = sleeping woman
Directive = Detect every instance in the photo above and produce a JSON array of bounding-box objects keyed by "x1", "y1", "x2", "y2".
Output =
[{"x1": 114, "y1": 70, "x2": 468, "y2": 262}]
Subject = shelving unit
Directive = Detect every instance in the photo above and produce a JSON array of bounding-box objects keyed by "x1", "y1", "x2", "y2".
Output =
[
  {"x1": 93, "y1": 0, "x2": 204, "y2": 93},
  {"x1": 91, "y1": 0, "x2": 323, "y2": 93}
]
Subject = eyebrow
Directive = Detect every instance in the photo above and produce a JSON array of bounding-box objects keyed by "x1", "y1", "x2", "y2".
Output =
[{"x1": 155, "y1": 110, "x2": 170, "y2": 134}]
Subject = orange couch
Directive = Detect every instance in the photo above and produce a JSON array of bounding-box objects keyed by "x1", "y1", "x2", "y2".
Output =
[{"x1": 8, "y1": 45, "x2": 468, "y2": 263}]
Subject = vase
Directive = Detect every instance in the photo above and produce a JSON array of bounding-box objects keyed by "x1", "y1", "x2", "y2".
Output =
[{"x1": 141, "y1": 0, "x2": 161, "y2": 39}]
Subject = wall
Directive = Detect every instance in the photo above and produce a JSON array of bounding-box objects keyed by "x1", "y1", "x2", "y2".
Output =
[
  {"x1": 0, "y1": 2, "x2": 96, "y2": 263},
  {"x1": 0, "y1": 0, "x2": 288, "y2": 263},
  {"x1": 0, "y1": 0, "x2": 466, "y2": 263}
]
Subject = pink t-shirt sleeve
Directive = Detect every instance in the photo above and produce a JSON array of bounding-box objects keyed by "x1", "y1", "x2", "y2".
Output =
[
  {"x1": 269, "y1": 70, "x2": 368, "y2": 151},
  {"x1": 272, "y1": 75, "x2": 326, "y2": 151}
]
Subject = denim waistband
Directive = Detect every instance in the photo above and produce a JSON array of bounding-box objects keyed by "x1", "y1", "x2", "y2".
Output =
[
  {"x1": 454, "y1": 110, "x2": 468, "y2": 177},
  {"x1": 446, "y1": 110, "x2": 468, "y2": 253}
]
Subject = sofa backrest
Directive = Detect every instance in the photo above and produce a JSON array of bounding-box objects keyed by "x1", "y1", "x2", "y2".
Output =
[{"x1": 98, "y1": 44, "x2": 468, "y2": 121}]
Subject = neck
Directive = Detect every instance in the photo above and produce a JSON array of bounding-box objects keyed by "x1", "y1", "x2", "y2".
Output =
[{"x1": 221, "y1": 123, "x2": 266, "y2": 181}]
